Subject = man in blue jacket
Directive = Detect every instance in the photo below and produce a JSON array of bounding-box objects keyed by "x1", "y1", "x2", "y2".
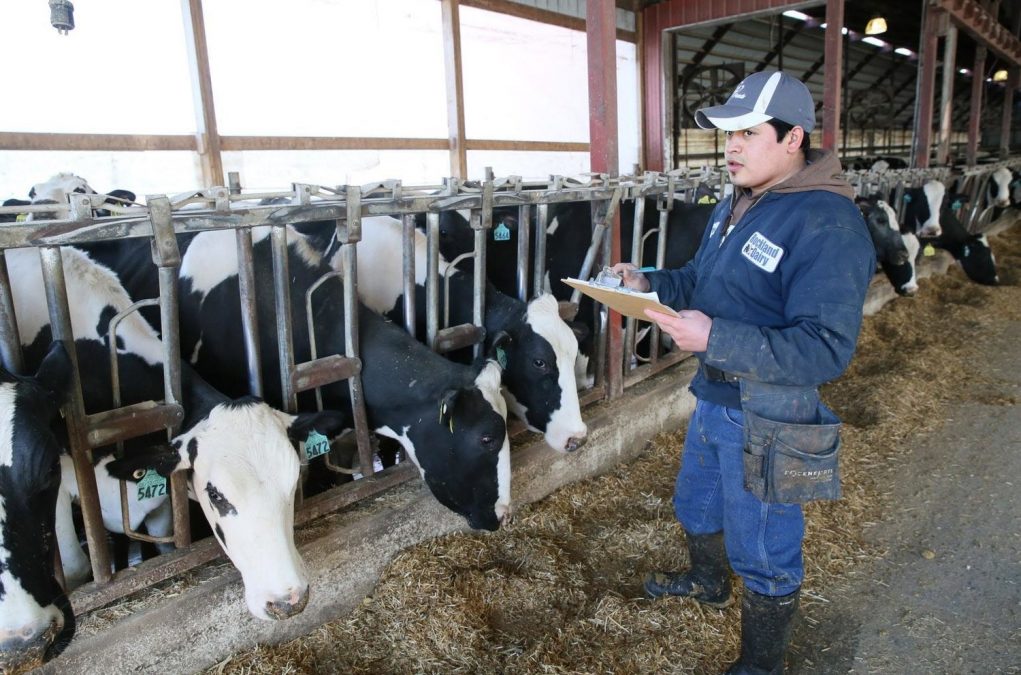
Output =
[{"x1": 614, "y1": 70, "x2": 875, "y2": 674}]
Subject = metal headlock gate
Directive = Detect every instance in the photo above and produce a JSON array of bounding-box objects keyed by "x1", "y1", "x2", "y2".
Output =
[{"x1": 1, "y1": 160, "x2": 1014, "y2": 616}]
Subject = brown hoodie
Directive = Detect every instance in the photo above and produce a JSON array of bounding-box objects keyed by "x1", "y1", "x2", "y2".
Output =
[{"x1": 726, "y1": 149, "x2": 854, "y2": 233}]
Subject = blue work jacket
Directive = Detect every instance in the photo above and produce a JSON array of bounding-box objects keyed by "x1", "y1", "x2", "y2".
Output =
[{"x1": 646, "y1": 188, "x2": 876, "y2": 410}]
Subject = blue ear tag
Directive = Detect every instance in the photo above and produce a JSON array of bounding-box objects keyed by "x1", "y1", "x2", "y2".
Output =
[
  {"x1": 496, "y1": 346, "x2": 508, "y2": 369},
  {"x1": 903, "y1": 194, "x2": 913, "y2": 203},
  {"x1": 304, "y1": 430, "x2": 330, "y2": 460},
  {"x1": 952, "y1": 201, "x2": 962, "y2": 211},
  {"x1": 493, "y1": 223, "x2": 511, "y2": 241},
  {"x1": 136, "y1": 469, "x2": 168, "y2": 501}
]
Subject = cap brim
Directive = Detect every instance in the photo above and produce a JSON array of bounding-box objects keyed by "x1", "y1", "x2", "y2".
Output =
[{"x1": 694, "y1": 106, "x2": 773, "y2": 131}]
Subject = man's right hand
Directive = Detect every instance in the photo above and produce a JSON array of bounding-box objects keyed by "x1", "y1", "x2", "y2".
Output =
[{"x1": 610, "y1": 263, "x2": 651, "y2": 292}]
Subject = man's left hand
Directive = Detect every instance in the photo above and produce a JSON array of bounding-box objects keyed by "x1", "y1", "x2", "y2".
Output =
[{"x1": 643, "y1": 309, "x2": 712, "y2": 353}]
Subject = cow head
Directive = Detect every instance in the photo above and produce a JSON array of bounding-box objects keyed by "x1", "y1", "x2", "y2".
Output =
[
  {"x1": 108, "y1": 400, "x2": 348, "y2": 621},
  {"x1": 958, "y1": 233, "x2": 999, "y2": 286},
  {"x1": 0, "y1": 342, "x2": 75, "y2": 672},
  {"x1": 498, "y1": 294, "x2": 587, "y2": 453},
  {"x1": 858, "y1": 197, "x2": 909, "y2": 267},
  {"x1": 881, "y1": 232, "x2": 921, "y2": 296},
  {"x1": 901, "y1": 181, "x2": 946, "y2": 238},
  {"x1": 381, "y1": 360, "x2": 511, "y2": 532},
  {"x1": 26, "y1": 173, "x2": 135, "y2": 220},
  {"x1": 989, "y1": 167, "x2": 1013, "y2": 208}
]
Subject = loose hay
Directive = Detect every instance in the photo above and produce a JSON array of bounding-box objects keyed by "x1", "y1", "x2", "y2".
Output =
[{"x1": 211, "y1": 224, "x2": 1021, "y2": 675}]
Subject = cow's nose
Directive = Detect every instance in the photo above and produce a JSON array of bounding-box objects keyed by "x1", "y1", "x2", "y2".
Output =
[
  {"x1": 498, "y1": 505, "x2": 514, "y2": 526},
  {"x1": 900, "y1": 285, "x2": 918, "y2": 297},
  {"x1": 564, "y1": 435, "x2": 587, "y2": 453},
  {"x1": 264, "y1": 587, "x2": 309, "y2": 620},
  {"x1": 0, "y1": 620, "x2": 60, "y2": 671}
]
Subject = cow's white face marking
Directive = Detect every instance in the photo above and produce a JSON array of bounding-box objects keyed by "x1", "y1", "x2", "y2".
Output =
[
  {"x1": 991, "y1": 167, "x2": 1012, "y2": 207},
  {"x1": 521, "y1": 295, "x2": 587, "y2": 452},
  {"x1": 26, "y1": 173, "x2": 95, "y2": 220},
  {"x1": 919, "y1": 181, "x2": 945, "y2": 237},
  {"x1": 474, "y1": 362, "x2": 512, "y2": 524},
  {"x1": 178, "y1": 402, "x2": 307, "y2": 621},
  {"x1": 376, "y1": 424, "x2": 419, "y2": 476},
  {"x1": 900, "y1": 233, "x2": 920, "y2": 294},
  {"x1": 878, "y1": 200, "x2": 899, "y2": 232}
]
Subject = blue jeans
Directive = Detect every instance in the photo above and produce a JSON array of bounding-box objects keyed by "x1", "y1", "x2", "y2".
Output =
[{"x1": 674, "y1": 399, "x2": 804, "y2": 596}]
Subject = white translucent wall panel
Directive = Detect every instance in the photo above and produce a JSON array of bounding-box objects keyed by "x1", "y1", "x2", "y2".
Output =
[
  {"x1": 204, "y1": 0, "x2": 446, "y2": 138},
  {"x1": 222, "y1": 150, "x2": 451, "y2": 190},
  {"x1": 461, "y1": 8, "x2": 588, "y2": 143},
  {"x1": 467, "y1": 151, "x2": 590, "y2": 180},
  {"x1": 461, "y1": 8, "x2": 639, "y2": 173},
  {"x1": 0, "y1": 3, "x2": 193, "y2": 134},
  {"x1": 0, "y1": 152, "x2": 202, "y2": 203}
]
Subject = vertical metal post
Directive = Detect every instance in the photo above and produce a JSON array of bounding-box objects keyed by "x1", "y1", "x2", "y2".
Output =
[
  {"x1": 39, "y1": 246, "x2": 112, "y2": 583},
  {"x1": 341, "y1": 186, "x2": 374, "y2": 477},
  {"x1": 913, "y1": 6, "x2": 941, "y2": 168},
  {"x1": 623, "y1": 196, "x2": 645, "y2": 369},
  {"x1": 272, "y1": 225, "x2": 297, "y2": 412},
  {"x1": 0, "y1": 252, "x2": 23, "y2": 373},
  {"x1": 516, "y1": 204, "x2": 531, "y2": 302},
  {"x1": 147, "y1": 196, "x2": 190, "y2": 549},
  {"x1": 232, "y1": 175, "x2": 263, "y2": 398},
  {"x1": 822, "y1": 0, "x2": 845, "y2": 151},
  {"x1": 967, "y1": 46, "x2": 986, "y2": 166},
  {"x1": 937, "y1": 24, "x2": 958, "y2": 165},
  {"x1": 401, "y1": 214, "x2": 418, "y2": 336},
  {"x1": 533, "y1": 199, "x2": 549, "y2": 299},
  {"x1": 1000, "y1": 68, "x2": 1018, "y2": 159}
]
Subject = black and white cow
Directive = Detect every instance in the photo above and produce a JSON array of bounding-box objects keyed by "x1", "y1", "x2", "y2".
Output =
[
  {"x1": 0, "y1": 342, "x2": 75, "y2": 672},
  {"x1": 987, "y1": 167, "x2": 1015, "y2": 210},
  {"x1": 7, "y1": 246, "x2": 345, "y2": 620},
  {"x1": 922, "y1": 195, "x2": 999, "y2": 286},
  {"x1": 897, "y1": 180, "x2": 947, "y2": 238},
  {"x1": 327, "y1": 216, "x2": 587, "y2": 453},
  {"x1": 857, "y1": 197, "x2": 919, "y2": 296},
  {"x1": 177, "y1": 227, "x2": 513, "y2": 531}
]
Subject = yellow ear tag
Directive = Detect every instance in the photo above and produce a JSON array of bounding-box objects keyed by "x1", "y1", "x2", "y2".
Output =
[{"x1": 923, "y1": 244, "x2": 936, "y2": 257}]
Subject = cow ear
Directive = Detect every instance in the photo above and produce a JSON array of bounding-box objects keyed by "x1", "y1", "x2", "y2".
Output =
[
  {"x1": 485, "y1": 331, "x2": 513, "y2": 370},
  {"x1": 284, "y1": 409, "x2": 349, "y2": 443},
  {"x1": 34, "y1": 340, "x2": 73, "y2": 409},
  {"x1": 567, "y1": 320, "x2": 590, "y2": 345},
  {"x1": 438, "y1": 388, "x2": 461, "y2": 428}
]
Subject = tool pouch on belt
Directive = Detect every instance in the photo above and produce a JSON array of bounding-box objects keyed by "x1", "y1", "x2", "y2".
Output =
[{"x1": 739, "y1": 379, "x2": 841, "y2": 504}]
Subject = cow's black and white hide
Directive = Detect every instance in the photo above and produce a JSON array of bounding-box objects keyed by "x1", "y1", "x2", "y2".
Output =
[
  {"x1": 7, "y1": 246, "x2": 345, "y2": 620},
  {"x1": 922, "y1": 195, "x2": 999, "y2": 286},
  {"x1": 857, "y1": 197, "x2": 918, "y2": 296},
  {"x1": 326, "y1": 216, "x2": 587, "y2": 454},
  {"x1": 897, "y1": 180, "x2": 947, "y2": 238},
  {"x1": 177, "y1": 227, "x2": 513, "y2": 531},
  {"x1": 0, "y1": 342, "x2": 75, "y2": 672},
  {"x1": 985, "y1": 167, "x2": 1021, "y2": 219}
]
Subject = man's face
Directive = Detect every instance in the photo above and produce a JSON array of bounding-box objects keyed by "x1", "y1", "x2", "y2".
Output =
[{"x1": 724, "y1": 121, "x2": 801, "y2": 195}]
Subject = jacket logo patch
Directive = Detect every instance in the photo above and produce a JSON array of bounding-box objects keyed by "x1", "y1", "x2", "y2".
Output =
[
  {"x1": 741, "y1": 232, "x2": 784, "y2": 272},
  {"x1": 710, "y1": 220, "x2": 721, "y2": 237}
]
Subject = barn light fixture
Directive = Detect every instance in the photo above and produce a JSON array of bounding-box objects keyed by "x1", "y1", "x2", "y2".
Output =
[
  {"x1": 861, "y1": 37, "x2": 888, "y2": 49},
  {"x1": 782, "y1": 10, "x2": 810, "y2": 21},
  {"x1": 865, "y1": 16, "x2": 887, "y2": 36},
  {"x1": 49, "y1": 0, "x2": 74, "y2": 34},
  {"x1": 992, "y1": 69, "x2": 1009, "y2": 82},
  {"x1": 895, "y1": 47, "x2": 914, "y2": 57}
]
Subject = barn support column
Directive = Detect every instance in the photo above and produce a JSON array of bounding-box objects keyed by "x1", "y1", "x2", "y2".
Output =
[
  {"x1": 937, "y1": 24, "x2": 959, "y2": 165},
  {"x1": 967, "y1": 46, "x2": 987, "y2": 165},
  {"x1": 180, "y1": 0, "x2": 224, "y2": 187},
  {"x1": 913, "y1": 6, "x2": 943, "y2": 168},
  {"x1": 441, "y1": 0, "x2": 468, "y2": 178},
  {"x1": 586, "y1": 0, "x2": 623, "y2": 399},
  {"x1": 821, "y1": 0, "x2": 844, "y2": 151},
  {"x1": 1000, "y1": 68, "x2": 1019, "y2": 158}
]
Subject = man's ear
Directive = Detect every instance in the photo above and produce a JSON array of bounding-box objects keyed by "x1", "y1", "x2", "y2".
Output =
[{"x1": 787, "y1": 126, "x2": 804, "y2": 153}]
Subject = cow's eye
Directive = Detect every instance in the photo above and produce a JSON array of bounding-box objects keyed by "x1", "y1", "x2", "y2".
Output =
[
  {"x1": 73, "y1": 187, "x2": 87, "y2": 194},
  {"x1": 532, "y1": 358, "x2": 547, "y2": 370},
  {"x1": 481, "y1": 434, "x2": 494, "y2": 446}
]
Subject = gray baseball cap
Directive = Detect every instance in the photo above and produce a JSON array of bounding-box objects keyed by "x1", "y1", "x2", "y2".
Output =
[{"x1": 695, "y1": 70, "x2": 816, "y2": 133}]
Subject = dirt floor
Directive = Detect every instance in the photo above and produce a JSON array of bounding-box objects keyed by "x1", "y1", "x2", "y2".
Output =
[{"x1": 209, "y1": 224, "x2": 1021, "y2": 675}]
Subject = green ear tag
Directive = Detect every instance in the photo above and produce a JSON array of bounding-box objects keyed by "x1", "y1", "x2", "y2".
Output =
[
  {"x1": 493, "y1": 223, "x2": 511, "y2": 241},
  {"x1": 136, "y1": 469, "x2": 168, "y2": 502},
  {"x1": 304, "y1": 430, "x2": 330, "y2": 460},
  {"x1": 923, "y1": 243, "x2": 936, "y2": 257},
  {"x1": 496, "y1": 346, "x2": 508, "y2": 369}
]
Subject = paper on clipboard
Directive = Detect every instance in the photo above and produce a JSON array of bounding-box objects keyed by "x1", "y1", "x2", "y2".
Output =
[{"x1": 562, "y1": 278, "x2": 679, "y2": 320}]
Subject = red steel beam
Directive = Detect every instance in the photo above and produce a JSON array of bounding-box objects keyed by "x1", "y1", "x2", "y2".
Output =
[
  {"x1": 936, "y1": 0, "x2": 1021, "y2": 66},
  {"x1": 640, "y1": 0, "x2": 816, "y2": 170},
  {"x1": 967, "y1": 46, "x2": 987, "y2": 166},
  {"x1": 821, "y1": 0, "x2": 844, "y2": 151},
  {"x1": 913, "y1": 7, "x2": 942, "y2": 168},
  {"x1": 586, "y1": 0, "x2": 623, "y2": 399}
]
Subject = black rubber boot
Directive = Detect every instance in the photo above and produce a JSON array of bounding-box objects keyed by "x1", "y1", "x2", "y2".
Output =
[
  {"x1": 724, "y1": 587, "x2": 800, "y2": 675},
  {"x1": 644, "y1": 531, "x2": 733, "y2": 608}
]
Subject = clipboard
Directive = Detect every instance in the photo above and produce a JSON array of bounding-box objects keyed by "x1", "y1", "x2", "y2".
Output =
[{"x1": 563, "y1": 277, "x2": 679, "y2": 320}]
